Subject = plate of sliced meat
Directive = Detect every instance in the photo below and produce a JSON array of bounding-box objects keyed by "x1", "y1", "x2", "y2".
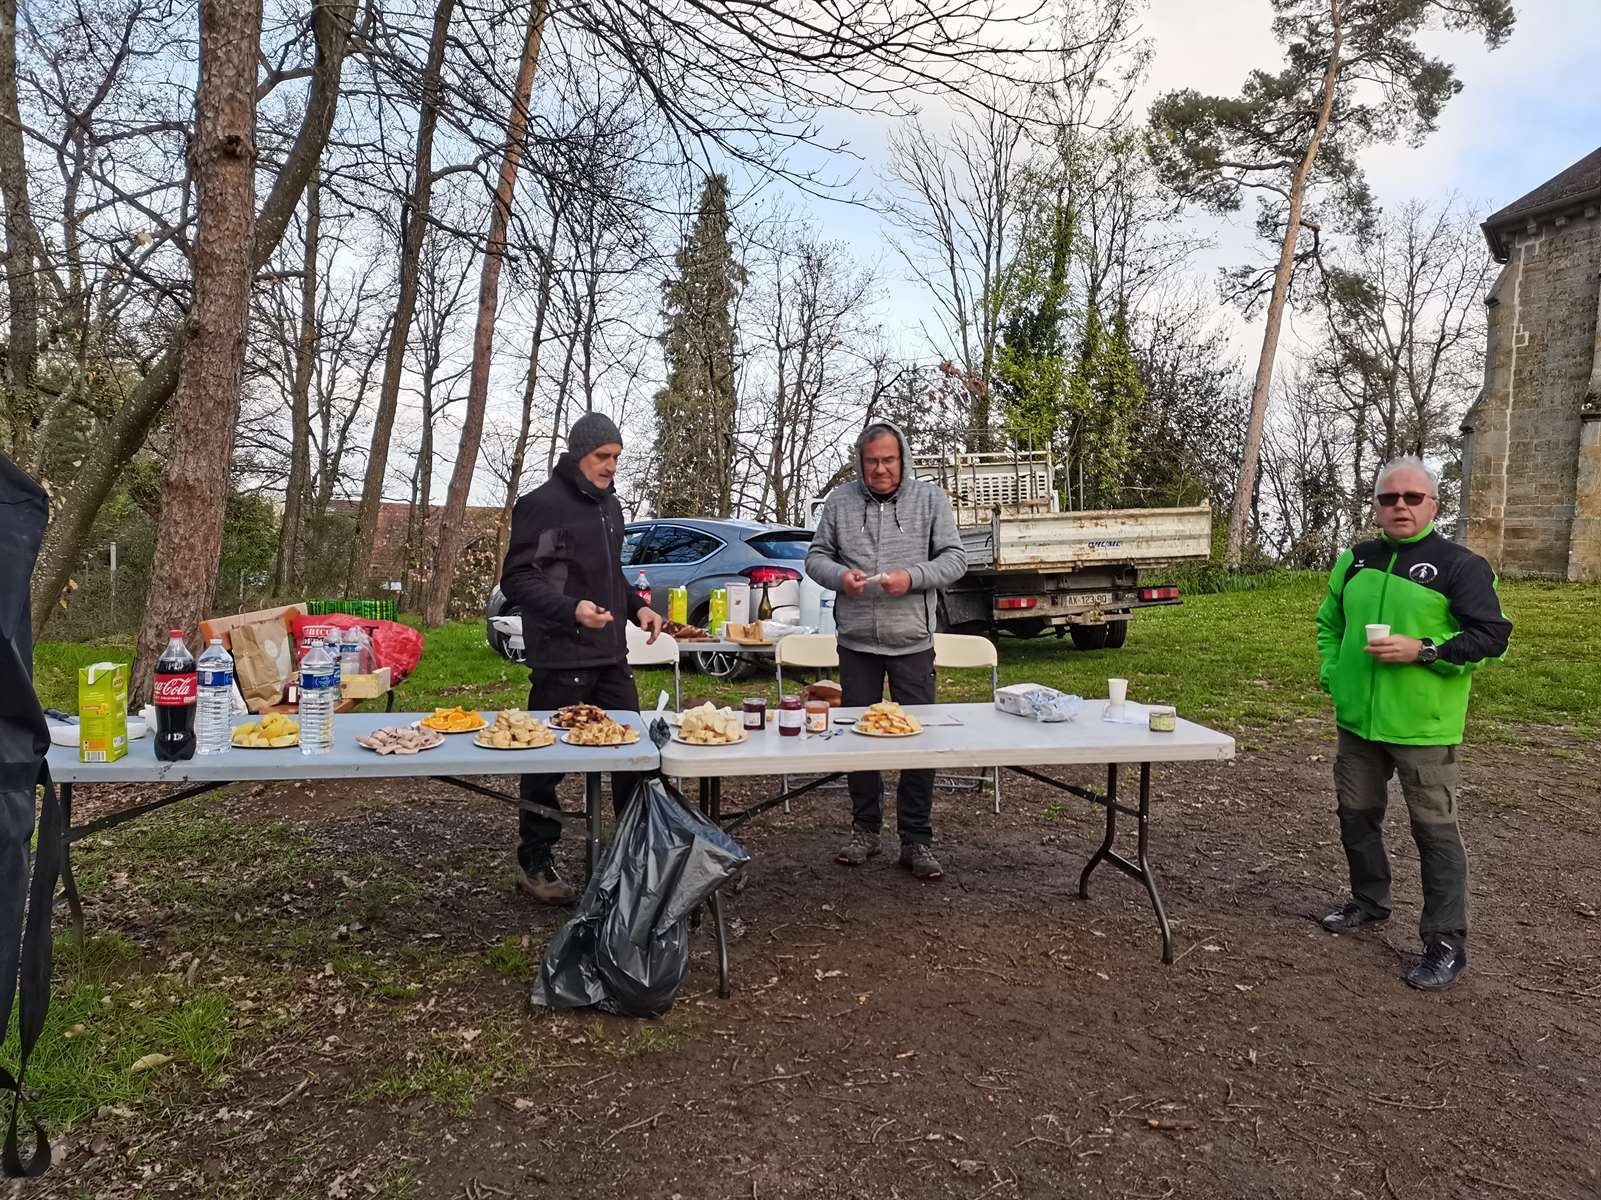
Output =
[
  {"x1": 663, "y1": 620, "x2": 713, "y2": 642},
  {"x1": 356, "y1": 726, "x2": 445, "y2": 755}
]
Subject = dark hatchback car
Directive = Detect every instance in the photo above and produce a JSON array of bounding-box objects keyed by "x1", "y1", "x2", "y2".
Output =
[{"x1": 486, "y1": 517, "x2": 813, "y2": 676}]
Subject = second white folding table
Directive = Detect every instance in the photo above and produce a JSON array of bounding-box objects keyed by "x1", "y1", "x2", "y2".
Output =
[{"x1": 659, "y1": 701, "x2": 1236, "y2": 996}]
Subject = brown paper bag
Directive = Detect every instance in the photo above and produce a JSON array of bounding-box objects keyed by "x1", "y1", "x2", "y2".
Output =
[{"x1": 231, "y1": 619, "x2": 292, "y2": 713}]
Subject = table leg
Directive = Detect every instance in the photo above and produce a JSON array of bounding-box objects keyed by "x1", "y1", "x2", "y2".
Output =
[
  {"x1": 58, "y1": 781, "x2": 85, "y2": 942},
  {"x1": 1134, "y1": 763, "x2": 1173, "y2": 964},
  {"x1": 584, "y1": 773, "x2": 602, "y2": 881},
  {"x1": 697, "y1": 776, "x2": 731, "y2": 999},
  {"x1": 1078, "y1": 764, "x2": 1119, "y2": 900}
]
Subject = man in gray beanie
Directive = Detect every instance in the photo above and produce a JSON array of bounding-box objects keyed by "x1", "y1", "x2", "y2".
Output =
[{"x1": 499, "y1": 411, "x2": 663, "y2": 903}]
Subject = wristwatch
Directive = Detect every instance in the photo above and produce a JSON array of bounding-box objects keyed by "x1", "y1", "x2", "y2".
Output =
[{"x1": 1416, "y1": 638, "x2": 1438, "y2": 665}]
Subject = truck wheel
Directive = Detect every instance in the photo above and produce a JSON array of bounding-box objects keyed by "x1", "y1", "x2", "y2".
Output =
[
  {"x1": 1069, "y1": 624, "x2": 1109, "y2": 651},
  {"x1": 1104, "y1": 619, "x2": 1129, "y2": 649}
]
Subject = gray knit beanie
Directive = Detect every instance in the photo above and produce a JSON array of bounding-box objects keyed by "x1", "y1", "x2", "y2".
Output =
[{"x1": 567, "y1": 411, "x2": 624, "y2": 460}]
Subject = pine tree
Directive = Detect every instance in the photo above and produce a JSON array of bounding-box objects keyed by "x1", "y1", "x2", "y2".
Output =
[{"x1": 654, "y1": 175, "x2": 743, "y2": 517}]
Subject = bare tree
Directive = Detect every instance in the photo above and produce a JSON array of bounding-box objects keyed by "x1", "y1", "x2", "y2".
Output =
[
  {"x1": 129, "y1": 0, "x2": 262, "y2": 699},
  {"x1": 425, "y1": 0, "x2": 548, "y2": 627},
  {"x1": 271, "y1": 176, "x2": 320, "y2": 593}
]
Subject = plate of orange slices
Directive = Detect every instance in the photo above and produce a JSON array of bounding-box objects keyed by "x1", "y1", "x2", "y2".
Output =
[{"x1": 417, "y1": 706, "x2": 487, "y2": 734}]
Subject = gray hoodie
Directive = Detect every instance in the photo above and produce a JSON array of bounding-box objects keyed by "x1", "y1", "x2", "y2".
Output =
[{"x1": 806, "y1": 422, "x2": 967, "y2": 654}]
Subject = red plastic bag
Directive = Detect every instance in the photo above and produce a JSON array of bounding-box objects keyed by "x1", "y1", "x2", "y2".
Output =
[{"x1": 290, "y1": 614, "x2": 424, "y2": 684}]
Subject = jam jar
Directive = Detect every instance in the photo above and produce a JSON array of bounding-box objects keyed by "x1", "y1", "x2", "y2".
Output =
[{"x1": 778, "y1": 695, "x2": 804, "y2": 737}]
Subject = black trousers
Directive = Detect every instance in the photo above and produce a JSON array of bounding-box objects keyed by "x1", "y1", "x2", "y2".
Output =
[
  {"x1": 838, "y1": 645, "x2": 937, "y2": 845},
  {"x1": 517, "y1": 663, "x2": 641, "y2": 870}
]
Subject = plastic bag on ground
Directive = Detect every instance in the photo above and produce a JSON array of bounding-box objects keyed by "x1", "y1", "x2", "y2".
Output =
[{"x1": 531, "y1": 735, "x2": 749, "y2": 1018}]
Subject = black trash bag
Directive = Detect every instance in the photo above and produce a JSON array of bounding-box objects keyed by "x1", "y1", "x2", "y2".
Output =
[
  {"x1": 531, "y1": 724, "x2": 748, "y2": 1018},
  {"x1": 1, "y1": 453, "x2": 61, "y2": 1178}
]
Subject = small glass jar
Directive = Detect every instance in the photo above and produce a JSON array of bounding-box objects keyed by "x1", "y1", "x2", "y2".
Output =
[
  {"x1": 804, "y1": 697, "x2": 830, "y2": 733},
  {"x1": 1147, "y1": 705, "x2": 1176, "y2": 733},
  {"x1": 778, "y1": 695, "x2": 803, "y2": 737},
  {"x1": 741, "y1": 696, "x2": 767, "y2": 731}
]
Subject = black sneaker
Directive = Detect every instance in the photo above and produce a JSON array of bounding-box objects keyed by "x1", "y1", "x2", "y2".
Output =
[
  {"x1": 834, "y1": 829, "x2": 881, "y2": 866},
  {"x1": 1406, "y1": 935, "x2": 1467, "y2": 991},
  {"x1": 516, "y1": 861, "x2": 577, "y2": 905},
  {"x1": 1319, "y1": 902, "x2": 1389, "y2": 933},
  {"x1": 898, "y1": 842, "x2": 943, "y2": 880}
]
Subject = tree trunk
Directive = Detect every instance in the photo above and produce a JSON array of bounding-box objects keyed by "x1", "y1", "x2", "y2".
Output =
[
  {"x1": 0, "y1": 0, "x2": 40, "y2": 462},
  {"x1": 351, "y1": 0, "x2": 455, "y2": 588},
  {"x1": 1224, "y1": 0, "x2": 1343, "y2": 568},
  {"x1": 129, "y1": 0, "x2": 261, "y2": 703},
  {"x1": 273, "y1": 176, "x2": 320, "y2": 594},
  {"x1": 29, "y1": 0, "x2": 356, "y2": 640},
  {"x1": 495, "y1": 218, "x2": 560, "y2": 561},
  {"x1": 424, "y1": 0, "x2": 547, "y2": 627}
]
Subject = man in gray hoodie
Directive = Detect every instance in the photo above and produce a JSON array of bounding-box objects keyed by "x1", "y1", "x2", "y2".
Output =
[{"x1": 806, "y1": 422, "x2": 968, "y2": 879}]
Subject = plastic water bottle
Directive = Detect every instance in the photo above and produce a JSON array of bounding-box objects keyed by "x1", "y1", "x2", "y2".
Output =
[
  {"x1": 195, "y1": 638, "x2": 235, "y2": 755},
  {"x1": 298, "y1": 638, "x2": 337, "y2": 756},
  {"x1": 338, "y1": 628, "x2": 363, "y2": 678}
]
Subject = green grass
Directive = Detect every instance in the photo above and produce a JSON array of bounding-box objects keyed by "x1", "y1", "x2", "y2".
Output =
[
  {"x1": 0, "y1": 935, "x2": 234, "y2": 1129},
  {"x1": 33, "y1": 575, "x2": 1600, "y2": 737},
  {"x1": 356, "y1": 1052, "x2": 488, "y2": 1118},
  {"x1": 483, "y1": 935, "x2": 536, "y2": 977}
]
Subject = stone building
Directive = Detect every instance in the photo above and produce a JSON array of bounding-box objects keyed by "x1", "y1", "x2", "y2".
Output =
[{"x1": 1460, "y1": 146, "x2": 1601, "y2": 581}]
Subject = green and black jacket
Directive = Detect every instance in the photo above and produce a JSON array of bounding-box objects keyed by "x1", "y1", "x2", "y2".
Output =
[{"x1": 1315, "y1": 525, "x2": 1512, "y2": 746}]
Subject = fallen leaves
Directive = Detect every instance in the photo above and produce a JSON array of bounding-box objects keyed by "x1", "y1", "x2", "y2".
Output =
[{"x1": 129, "y1": 1053, "x2": 173, "y2": 1074}]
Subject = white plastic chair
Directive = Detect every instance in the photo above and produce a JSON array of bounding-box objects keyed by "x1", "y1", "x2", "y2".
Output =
[
  {"x1": 626, "y1": 625, "x2": 681, "y2": 710},
  {"x1": 932, "y1": 633, "x2": 1002, "y2": 814},
  {"x1": 775, "y1": 633, "x2": 841, "y2": 809}
]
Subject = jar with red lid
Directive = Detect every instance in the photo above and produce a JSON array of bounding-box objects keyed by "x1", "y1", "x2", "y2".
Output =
[{"x1": 777, "y1": 695, "x2": 803, "y2": 737}]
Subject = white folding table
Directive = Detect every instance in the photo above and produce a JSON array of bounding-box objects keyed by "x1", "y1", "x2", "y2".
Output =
[
  {"x1": 659, "y1": 701, "x2": 1236, "y2": 994},
  {"x1": 46, "y1": 710, "x2": 656, "y2": 936}
]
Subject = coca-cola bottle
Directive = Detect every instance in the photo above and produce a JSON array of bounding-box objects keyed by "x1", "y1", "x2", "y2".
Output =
[
  {"x1": 154, "y1": 629, "x2": 197, "y2": 762},
  {"x1": 633, "y1": 571, "x2": 652, "y2": 609}
]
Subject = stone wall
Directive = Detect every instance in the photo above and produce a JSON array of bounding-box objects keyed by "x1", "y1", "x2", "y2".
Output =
[{"x1": 1462, "y1": 206, "x2": 1601, "y2": 579}]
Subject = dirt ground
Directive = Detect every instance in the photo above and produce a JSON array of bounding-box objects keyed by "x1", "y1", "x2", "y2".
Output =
[{"x1": 20, "y1": 722, "x2": 1601, "y2": 1200}]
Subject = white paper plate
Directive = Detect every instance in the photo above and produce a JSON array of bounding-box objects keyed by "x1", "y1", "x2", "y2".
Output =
[
  {"x1": 850, "y1": 725, "x2": 922, "y2": 738},
  {"x1": 671, "y1": 729, "x2": 747, "y2": 746},
  {"x1": 49, "y1": 717, "x2": 149, "y2": 747}
]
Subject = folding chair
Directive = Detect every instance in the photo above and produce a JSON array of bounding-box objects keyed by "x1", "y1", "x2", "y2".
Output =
[
  {"x1": 775, "y1": 633, "x2": 840, "y2": 810},
  {"x1": 626, "y1": 625, "x2": 681, "y2": 711},
  {"x1": 932, "y1": 632, "x2": 1002, "y2": 814}
]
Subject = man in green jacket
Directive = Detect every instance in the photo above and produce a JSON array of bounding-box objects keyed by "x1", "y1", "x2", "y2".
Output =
[{"x1": 1314, "y1": 456, "x2": 1512, "y2": 990}]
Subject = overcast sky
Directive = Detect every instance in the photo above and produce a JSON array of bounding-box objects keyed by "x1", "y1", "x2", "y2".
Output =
[{"x1": 803, "y1": 0, "x2": 1601, "y2": 362}]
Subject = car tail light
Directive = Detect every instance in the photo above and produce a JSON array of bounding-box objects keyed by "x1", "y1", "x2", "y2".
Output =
[
  {"x1": 743, "y1": 566, "x2": 802, "y2": 586},
  {"x1": 995, "y1": 596, "x2": 1038, "y2": 610},
  {"x1": 1140, "y1": 586, "x2": 1180, "y2": 601}
]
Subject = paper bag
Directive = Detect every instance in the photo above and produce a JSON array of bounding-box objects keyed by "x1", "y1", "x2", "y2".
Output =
[{"x1": 231, "y1": 619, "x2": 292, "y2": 713}]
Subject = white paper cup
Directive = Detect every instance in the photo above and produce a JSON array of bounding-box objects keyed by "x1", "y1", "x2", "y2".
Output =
[
  {"x1": 1107, "y1": 678, "x2": 1128, "y2": 706},
  {"x1": 1365, "y1": 623, "x2": 1390, "y2": 644}
]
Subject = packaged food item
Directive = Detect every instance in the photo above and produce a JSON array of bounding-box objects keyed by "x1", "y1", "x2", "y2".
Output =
[
  {"x1": 1147, "y1": 705, "x2": 1177, "y2": 732},
  {"x1": 777, "y1": 695, "x2": 803, "y2": 737},
  {"x1": 667, "y1": 586, "x2": 688, "y2": 625},
  {"x1": 708, "y1": 588, "x2": 728, "y2": 638},
  {"x1": 79, "y1": 661, "x2": 129, "y2": 763},
  {"x1": 741, "y1": 697, "x2": 766, "y2": 730},
  {"x1": 804, "y1": 698, "x2": 831, "y2": 733},
  {"x1": 995, "y1": 683, "x2": 1081, "y2": 723}
]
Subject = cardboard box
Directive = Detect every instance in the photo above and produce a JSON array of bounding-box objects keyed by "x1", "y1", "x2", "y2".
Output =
[
  {"x1": 79, "y1": 661, "x2": 129, "y2": 763},
  {"x1": 340, "y1": 666, "x2": 391, "y2": 700}
]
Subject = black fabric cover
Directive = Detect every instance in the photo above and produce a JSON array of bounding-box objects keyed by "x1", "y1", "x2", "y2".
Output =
[{"x1": 0, "y1": 452, "x2": 59, "y2": 1177}]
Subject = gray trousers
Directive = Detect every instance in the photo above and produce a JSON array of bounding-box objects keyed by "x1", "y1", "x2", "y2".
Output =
[{"x1": 1333, "y1": 728, "x2": 1468, "y2": 937}]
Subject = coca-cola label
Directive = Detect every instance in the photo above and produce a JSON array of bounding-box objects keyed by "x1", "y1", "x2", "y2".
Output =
[
  {"x1": 198, "y1": 668, "x2": 233, "y2": 689},
  {"x1": 154, "y1": 673, "x2": 197, "y2": 705}
]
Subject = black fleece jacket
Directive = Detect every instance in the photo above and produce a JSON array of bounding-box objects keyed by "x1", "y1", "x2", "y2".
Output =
[{"x1": 499, "y1": 454, "x2": 644, "y2": 668}]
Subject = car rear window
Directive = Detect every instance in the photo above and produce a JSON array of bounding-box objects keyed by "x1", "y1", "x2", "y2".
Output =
[{"x1": 747, "y1": 532, "x2": 812, "y2": 560}]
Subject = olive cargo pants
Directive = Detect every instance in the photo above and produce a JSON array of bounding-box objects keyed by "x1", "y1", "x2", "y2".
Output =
[{"x1": 1334, "y1": 729, "x2": 1468, "y2": 937}]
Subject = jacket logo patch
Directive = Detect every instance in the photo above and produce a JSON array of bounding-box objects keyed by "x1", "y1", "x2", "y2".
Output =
[{"x1": 1409, "y1": 562, "x2": 1438, "y2": 584}]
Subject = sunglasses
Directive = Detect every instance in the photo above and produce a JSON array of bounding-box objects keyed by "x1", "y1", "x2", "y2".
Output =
[{"x1": 1375, "y1": 491, "x2": 1433, "y2": 508}]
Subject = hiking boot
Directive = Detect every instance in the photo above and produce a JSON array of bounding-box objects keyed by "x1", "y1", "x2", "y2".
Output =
[
  {"x1": 1319, "y1": 901, "x2": 1388, "y2": 933},
  {"x1": 517, "y1": 861, "x2": 577, "y2": 905},
  {"x1": 1406, "y1": 935, "x2": 1467, "y2": 991},
  {"x1": 834, "y1": 829, "x2": 881, "y2": 866},
  {"x1": 899, "y1": 842, "x2": 943, "y2": 880}
]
